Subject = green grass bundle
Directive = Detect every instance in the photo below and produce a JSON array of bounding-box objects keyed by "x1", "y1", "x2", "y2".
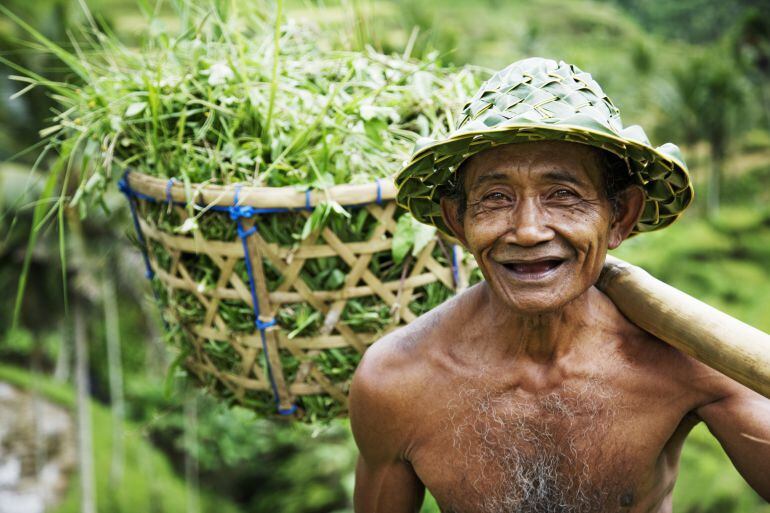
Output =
[
  {"x1": 7, "y1": 1, "x2": 484, "y2": 421},
  {"x1": 13, "y1": 3, "x2": 480, "y2": 202}
]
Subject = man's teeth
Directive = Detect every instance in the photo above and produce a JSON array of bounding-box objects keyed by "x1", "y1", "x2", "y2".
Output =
[{"x1": 507, "y1": 260, "x2": 561, "y2": 274}]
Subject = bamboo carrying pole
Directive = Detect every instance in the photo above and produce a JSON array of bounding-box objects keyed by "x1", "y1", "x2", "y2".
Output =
[
  {"x1": 127, "y1": 172, "x2": 399, "y2": 209},
  {"x1": 597, "y1": 255, "x2": 770, "y2": 399}
]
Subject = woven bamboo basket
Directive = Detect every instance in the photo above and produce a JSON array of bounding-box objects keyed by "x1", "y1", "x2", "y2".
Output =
[{"x1": 119, "y1": 170, "x2": 474, "y2": 420}]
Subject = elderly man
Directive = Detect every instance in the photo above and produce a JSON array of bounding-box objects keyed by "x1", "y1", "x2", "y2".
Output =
[{"x1": 349, "y1": 58, "x2": 770, "y2": 512}]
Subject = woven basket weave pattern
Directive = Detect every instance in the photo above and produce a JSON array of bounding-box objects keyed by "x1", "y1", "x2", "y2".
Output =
[{"x1": 126, "y1": 173, "x2": 471, "y2": 419}]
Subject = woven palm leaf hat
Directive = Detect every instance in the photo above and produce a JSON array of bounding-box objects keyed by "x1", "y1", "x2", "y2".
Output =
[{"x1": 395, "y1": 57, "x2": 694, "y2": 236}]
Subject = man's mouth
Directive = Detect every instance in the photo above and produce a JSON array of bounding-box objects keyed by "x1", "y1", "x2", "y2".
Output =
[{"x1": 499, "y1": 258, "x2": 565, "y2": 280}]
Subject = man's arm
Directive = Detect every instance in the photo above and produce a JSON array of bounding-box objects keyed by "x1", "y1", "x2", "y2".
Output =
[
  {"x1": 353, "y1": 452, "x2": 425, "y2": 513},
  {"x1": 349, "y1": 345, "x2": 426, "y2": 513},
  {"x1": 695, "y1": 371, "x2": 770, "y2": 500}
]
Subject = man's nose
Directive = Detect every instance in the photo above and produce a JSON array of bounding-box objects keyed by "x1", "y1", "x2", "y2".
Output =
[{"x1": 508, "y1": 197, "x2": 555, "y2": 246}]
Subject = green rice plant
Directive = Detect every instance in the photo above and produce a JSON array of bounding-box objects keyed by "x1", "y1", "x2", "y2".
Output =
[
  {"x1": 6, "y1": 0, "x2": 484, "y2": 420},
  {"x1": 2, "y1": 1, "x2": 482, "y2": 206}
]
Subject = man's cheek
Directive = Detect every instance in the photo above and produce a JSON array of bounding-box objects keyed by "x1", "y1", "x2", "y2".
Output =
[
  {"x1": 573, "y1": 232, "x2": 607, "y2": 280},
  {"x1": 464, "y1": 216, "x2": 506, "y2": 250}
]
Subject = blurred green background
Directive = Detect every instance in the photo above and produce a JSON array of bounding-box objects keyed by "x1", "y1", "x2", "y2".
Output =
[{"x1": 1, "y1": 0, "x2": 769, "y2": 512}]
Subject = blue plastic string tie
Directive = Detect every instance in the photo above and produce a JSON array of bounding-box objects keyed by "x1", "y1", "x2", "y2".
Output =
[
  {"x1": 305, "y1": 188, "x2": 312, "y2": 210},
  {"x1": 228, "y1": 183, "x2": 257, "y2": 221},
  {"x1": 229, "y1": 187, "x2": 296, "y2": 415},
  {"x1": 451, "y1": 244, "x2": 461, "y2": 288},
  {"x1": 165, "y1": 178, "x2": 176, "y2": 206},
  {"x1": 256, "y1": 317, "x2": 277, "y2": 330},
  {"x1": 278, "y1": 404, "x2": 299, "y2": 415},
  {"x1": 237, "y1": 225, "x2": 257, "y2": 238},
  {"x1": 119, "y1": 171, "x2": 155, "y2": 280},
  {"x1": 375, "y1": 178, "x2": 383, "y2": 205},
  {"x1": 117, "y1": 173, "x2": 130, "y2": 195}
]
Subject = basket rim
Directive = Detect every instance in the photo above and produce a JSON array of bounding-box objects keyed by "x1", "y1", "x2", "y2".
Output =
[{"x1": 124, "y1": 170, "x2": 398, "y2": 210}]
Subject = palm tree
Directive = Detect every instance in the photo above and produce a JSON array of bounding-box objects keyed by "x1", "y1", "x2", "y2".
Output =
[
  {"x1": 656, "y1": 49, "x2": 749, "y2": 217},
  {"x1": 731, "y1": 8, "x2": 770, "y2": 131}
]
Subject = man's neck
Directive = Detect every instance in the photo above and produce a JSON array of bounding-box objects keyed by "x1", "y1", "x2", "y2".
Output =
[{"x1": 471, "y1": 282, "x2": 605, "y2": 364}]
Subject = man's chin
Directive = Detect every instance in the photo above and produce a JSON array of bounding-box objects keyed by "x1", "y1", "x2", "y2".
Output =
[
  {"x1": 496, "y1": 295, "x2": 574, "y2": 316},
  {"x1": 486, "y1": 270, "x2": 585, "y2": 315}
]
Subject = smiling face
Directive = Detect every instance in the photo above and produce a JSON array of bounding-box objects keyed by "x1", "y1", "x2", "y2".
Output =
[{"x1": 440, "y1": 140, "x2": 644, "y2": 314}]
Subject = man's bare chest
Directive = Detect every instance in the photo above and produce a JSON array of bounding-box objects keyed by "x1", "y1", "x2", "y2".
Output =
[{"x1": 407, "y1": 377, "x2": 692, "y2": 513}]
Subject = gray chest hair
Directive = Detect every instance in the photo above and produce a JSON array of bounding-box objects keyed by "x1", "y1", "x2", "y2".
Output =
[{"x1": 442, "y1": 381, "x2": 635, "y2": 513}]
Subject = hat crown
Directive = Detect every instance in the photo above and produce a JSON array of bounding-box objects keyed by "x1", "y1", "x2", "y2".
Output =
[{"x1": 455, "y1": 57, "x2": 632, "y2": 141}]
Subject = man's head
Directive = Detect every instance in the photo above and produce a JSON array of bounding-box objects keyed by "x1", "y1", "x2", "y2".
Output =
[
  {"x1": 439, "y1": 140, "x2": 645, "y2": 314},
  {"x1": 396, "y1": 58, "x2": 692, "y2": 241}
]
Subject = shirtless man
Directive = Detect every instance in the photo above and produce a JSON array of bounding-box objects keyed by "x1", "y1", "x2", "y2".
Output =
[{"x1": 349, "y1": 59, "x2": 770, "y2": 512}]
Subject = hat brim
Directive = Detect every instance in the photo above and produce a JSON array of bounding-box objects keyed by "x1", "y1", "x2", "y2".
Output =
[{"x1": 395, "y1": 122, "x2": 694, "y2": 237}]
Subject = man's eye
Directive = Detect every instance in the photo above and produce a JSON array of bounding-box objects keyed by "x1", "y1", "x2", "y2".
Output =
[
  {"x1": 552, "y1": 188, "x2": 577, "y2": 199},
  {"x1": 483, "y1": 192, "x2": 508, "y2": 201}
]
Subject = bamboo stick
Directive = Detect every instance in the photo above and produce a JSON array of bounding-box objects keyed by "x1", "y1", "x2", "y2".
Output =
[
  {"x1": 597, "y1": 255, "x2": 770, "y2": 399},
  {"x1": 127, "y1": 171, "x2": 398, "y2": 209}
]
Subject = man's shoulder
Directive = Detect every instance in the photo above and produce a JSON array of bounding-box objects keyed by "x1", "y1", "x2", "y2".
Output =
[
  {"x1": 613, "y1": 316, "x2": 682, "y2": 363},
  {"x1": 350, "y1": 286, "x2": 471, "y2": 418},
  {"x1": 352, "y1": 299, "x2": 448, "y2": 397},
  {"x1": 348, "y1": 305, "x2": 445, "y2": 459},
  {"x1": 597, "y1": 287, "x2": 722, "y2": 400}
]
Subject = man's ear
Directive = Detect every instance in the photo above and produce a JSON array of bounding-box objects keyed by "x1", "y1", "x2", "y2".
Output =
[
  {"x1": 608, "y1": 185, "x2": 645, "y2": 249},
  {"x1": 439, "y1": 196, "x2": 468, "y2": 247}
]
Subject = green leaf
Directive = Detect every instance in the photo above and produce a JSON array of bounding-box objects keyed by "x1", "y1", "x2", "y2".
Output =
[
  {"x1": 392, "y1": 213, "x2": 417, "y2": 264},
  {"x1": 300, "y1": 203, "x2": 329, "y2": 240},
  {"x1": 125, "y1": 101, "x2": 148, "y2": 117},
  {"x1": 325, "y1": 268, "x2": 346, "y2": 289},
  {"x1": 412, "y1": 221, "x2": 436, "y2": 257},
  {"x1": 327, "y1": 200, "x2": 351, "y2": 219},
  {"x1": 288, "y1": 311, "x2": 320, "y2": 339},
  {"x1": 12, "y1": 153, "x2": 64, "y2": 331},
  {"x1": 393, "y1": 213, "x2": 437, "y2": 264},
  {"x1": 364, "y1": 118, "x2": 387, "y2": 147},
  {"x1": 300, "y1": 200, "x2": 351, "y2": 240},
  {"x1": 163, "y1": 347, "x2": 189, "y2": 401}
]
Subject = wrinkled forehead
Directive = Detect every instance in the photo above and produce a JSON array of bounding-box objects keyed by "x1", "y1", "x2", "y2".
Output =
[{"x1": 462, "y1": 140, "x2": 606, "y2": 191}]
